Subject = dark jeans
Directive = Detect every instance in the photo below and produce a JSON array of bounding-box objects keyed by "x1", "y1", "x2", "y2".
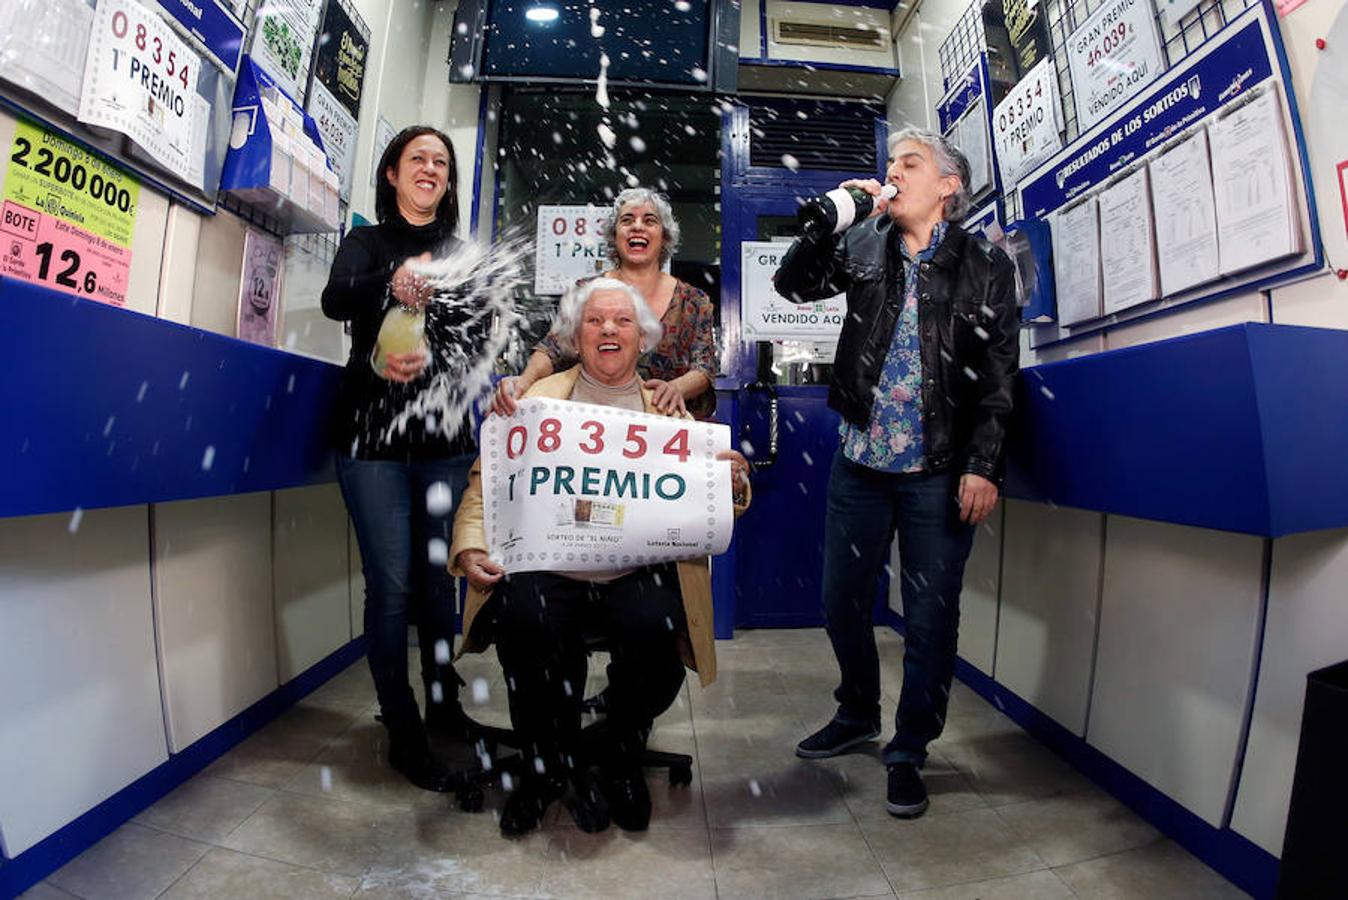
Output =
[
  {"x1": 337, "y1": 453, "x2": 473, "y2": 736},
  {"x1": 492, "y1": 567, "x2": 687, "y2": 779},
  {"x1": 821, "y1": 453, "x2": 975, "y2": 767}
]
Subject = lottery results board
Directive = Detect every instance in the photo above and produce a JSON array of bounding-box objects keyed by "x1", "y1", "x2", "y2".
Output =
[
  {"x1": 1, "y1": 121, "x2": 140, "y2": 306},
  {"x1": 481, "y1": 399, "x2": 735, "y2": 572}
]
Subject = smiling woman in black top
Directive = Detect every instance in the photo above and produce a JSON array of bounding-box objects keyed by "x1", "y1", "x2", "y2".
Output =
[{"x1": 321, "y1": 125, "x2": 479, "y2": 792}]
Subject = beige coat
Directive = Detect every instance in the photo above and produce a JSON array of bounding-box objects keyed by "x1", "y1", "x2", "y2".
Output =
[{"x1": 449, "y1": 369, "x2": 748, "y2": 687}]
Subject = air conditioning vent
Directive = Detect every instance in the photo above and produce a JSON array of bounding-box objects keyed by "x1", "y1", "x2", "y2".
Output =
[
  {"x1": 773, "y1": 19, "x2": 886, "y2": 49},
  {"x1": 748, "y1": 103, "x2": 881, "y2": 171}
]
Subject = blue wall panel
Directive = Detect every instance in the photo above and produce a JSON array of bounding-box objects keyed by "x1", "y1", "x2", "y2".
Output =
[
  {"x1": 1006, "y1": 323, "x2": 1348, "y2": 537},
  {"x1": 0, "y1": 278, "x2": 341, "y2": 518}
]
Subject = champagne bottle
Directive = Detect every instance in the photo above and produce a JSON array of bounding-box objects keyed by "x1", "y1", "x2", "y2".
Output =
[
  {"x1": 797, "y1": 183, "x2": 898, "y2": 240},
  {"x1": 371, "y1": 305, "x2": 426, "y2": 375}
]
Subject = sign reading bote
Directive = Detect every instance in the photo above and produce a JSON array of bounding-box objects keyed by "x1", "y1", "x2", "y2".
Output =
[
  {"x1": 481, "y1": 398, "x2": 735, "y2": 573},
  {"x1": 1, "y1": 121, "x2": 140, "y2": 306}
]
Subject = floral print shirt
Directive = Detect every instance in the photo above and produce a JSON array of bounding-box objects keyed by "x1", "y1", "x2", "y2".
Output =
[
  {"x1": 537, "y1": 278, "x2": 720, "y2": 419},
  {"x1": 840, "y1": 222, "x2": 948, "y2": 473}
]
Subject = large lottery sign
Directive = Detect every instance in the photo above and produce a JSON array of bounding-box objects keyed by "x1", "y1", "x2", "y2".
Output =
[
  {"x1": 481, "y1": 398, "x2": 735, "y2": 572},
  {"x1": 79, "y1": 0, "x2": 202, "y2": 185},
  {"x1": 1, "y1": 121, "x2": 139, "y2": 306},
  {"x1": 1066, "y1": 0, "x2": 1165, "y2": 130},
  {"x1": 991, "y1": 57, "x2": 1063, "y2": 189},
  {"x1": 534, "y1": 204, "x2": 608, "y2": 295}
]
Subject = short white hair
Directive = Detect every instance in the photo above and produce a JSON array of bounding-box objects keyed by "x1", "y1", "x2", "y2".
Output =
[
  {"x1": 552, "y1": 277, "x2": 664, "y2": 356},
  {"x1": 603, "y1": 188, "x2": 681, "y2": 265},
  {"x1": 887, "y1": 127, "x2": 973, "y2": 222}
]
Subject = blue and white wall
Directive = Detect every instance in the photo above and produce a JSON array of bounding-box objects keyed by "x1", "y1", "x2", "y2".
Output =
[
  {"x1": 886, "y1": 0, "x2": 1348, "y2": 870},
  {"x1": 0, "y1": 0, "x2": 485, "y2": 864}
]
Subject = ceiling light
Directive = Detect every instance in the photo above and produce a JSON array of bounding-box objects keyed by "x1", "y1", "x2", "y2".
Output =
[{"x1": 525, "y1": 6, "x2": 560, "y2": 22}]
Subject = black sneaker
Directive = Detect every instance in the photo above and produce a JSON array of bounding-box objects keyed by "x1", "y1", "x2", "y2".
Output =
[
  {"x1": 500, "y1": 775, "x2": 565, "y2": 837},
  {"x1": 886, "y1": 763, "x2": 929, "y2": 818},
  {"x1": 795, "y1": 718, "x2": 881, "y2": 759}
]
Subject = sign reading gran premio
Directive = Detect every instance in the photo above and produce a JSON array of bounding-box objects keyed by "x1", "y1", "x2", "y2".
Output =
[
  {"x1": 1067, "y1": 0, "x2": 1166, "y2": 130},
  {"x1": 481, "y1": 399, "x2": 734, "y2": 572}
]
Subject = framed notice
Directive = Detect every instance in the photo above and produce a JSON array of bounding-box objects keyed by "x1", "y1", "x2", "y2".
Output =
[
  {"x1": 1, "y1": 120, "x2": 139, "y2": 306},
  {"x1": 743, "y1": 241, "x2": 844, "y2": 341},
  {"x1": 992, "y1": 58, "x2": 1062, "y2": 189},
  {"x1": 481, "y1": 398, "x2": 735, "y2": 572},
  {"x1": 0, "y1": 0, "x2": 95, "y2": 116},
  {"x1": 78, "y1": 0, "x2": 204, "y2": 187},
  {"x1": 1067, "y1": 0, "x2": 1166, "y2": 130},
  {"x1": 534, "y1": 204, "x2": 609, "y2": 295},
  {"x1": 237, "y1": 227, "x2": 284, "y2": 345}
]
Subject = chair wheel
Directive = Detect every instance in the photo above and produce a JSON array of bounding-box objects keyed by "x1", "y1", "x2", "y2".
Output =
[
  {"x1": 669, "y1": 763, "x2": 693, "y2": 786},
  {"x1": 457, "y1": 782, "x2": 485, "y2": 812}
]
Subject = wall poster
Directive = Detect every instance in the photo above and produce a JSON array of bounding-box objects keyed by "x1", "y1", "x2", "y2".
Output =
[
  {"x1": 78, "y1": 0, "x2": 205, "y2": 187},
  {"x1": 1, "y1": 119, "x2": 140, "y2": 307},
  {"x1": 250, "y1": 0, "x2": 324, "y2": 101},
  {"x1": 237, "y1": 226, "x2": 284, "y2": 345},
  {"x1": 1067, "y1": 0, "x2": 1167, "y2": 129}
]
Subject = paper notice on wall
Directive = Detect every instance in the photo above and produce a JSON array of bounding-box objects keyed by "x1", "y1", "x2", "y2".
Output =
[
  {"x1": 743, "y1": 241, "x2": 844, "y2": 341},
  {"x1": 370, "y1": 114, "x2": 395, "y2": 190},
  {"x1": 481, "y1": 398, "x2": 734, "y2": 573},
  {"x1": 78, "y1": 0, "x2": 203, "y2": 186},
  {"x1": 1, "y1": 119, "x2": 139, "y2": 306},
  {"x1": 992, "y1": 58, "x2": 1063, "y2": 188},
  {"x1": 1150, "y1": 129, "x2": 1220, "y2": 296},
  {"x1": 306, "y1": 80, "x2": 356, "y2": 201},
  {"x1": 1098, "y1": 166, "x2": 1159, "y2": 314},
  {"x1": 1051, "y1": 198, "x2": 1102, "y2": 326},
  {"x1": 1066, "y1": 0, "x2": 1166, "y2": 130},
  {"x1": 1209, "y1": 87, "x2": 1302, "y2": 276},
  {"x1": 250, "y1": 0, "x2": 324, "y2": 101},
  {"x1": 0, "y1": 0, "x2": 94, "y2": 116}
]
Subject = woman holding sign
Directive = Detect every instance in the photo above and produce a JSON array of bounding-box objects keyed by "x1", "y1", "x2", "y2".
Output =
[
  {"x1": 492, "y1": 188, "x2": 719, "y2": 419},
  {"x1": 321, "y1": 126, "x2": 480, "y2": 794},
  {"x1": 453, "y1": 278, "x2": 749, "y2": 837}
]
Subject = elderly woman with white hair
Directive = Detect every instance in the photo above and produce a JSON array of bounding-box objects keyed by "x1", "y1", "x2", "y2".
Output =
[
  {"x1": 774, "y1": 128, "x2": 1019, "y2": 820},
  {"x1": 493, "y1": 187, "x2": 719, "y2": 419},
  {"x1": 452, "y1": 278, "x2": 749, "y2": 838}
]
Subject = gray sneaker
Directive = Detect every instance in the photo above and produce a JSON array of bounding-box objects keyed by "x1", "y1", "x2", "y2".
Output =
[{"x1": 795, "y1": 719, "x2": 882, "y2": 759}]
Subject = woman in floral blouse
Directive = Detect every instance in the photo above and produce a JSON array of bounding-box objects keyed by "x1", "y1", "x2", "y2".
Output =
[{"x1": 492, "y1": 188, "x2": 719, "y2": 419}]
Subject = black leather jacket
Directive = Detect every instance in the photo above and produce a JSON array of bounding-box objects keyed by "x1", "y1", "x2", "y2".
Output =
[{"x1": 773, "y1": 216, "x2": 1019, "y2": 484}]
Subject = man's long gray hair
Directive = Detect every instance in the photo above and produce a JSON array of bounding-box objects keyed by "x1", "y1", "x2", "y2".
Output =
[
  {"x1": 887, "y1": 127, "x2": 973, "y2": 222},
  {"x1": 551, "y1": 277, "x2": 664, "y2": 356}
]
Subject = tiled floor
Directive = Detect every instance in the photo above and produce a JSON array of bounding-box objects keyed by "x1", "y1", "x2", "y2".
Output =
[{"x1": 29, "y1": 628, "x2": 1249, "y2": 899}]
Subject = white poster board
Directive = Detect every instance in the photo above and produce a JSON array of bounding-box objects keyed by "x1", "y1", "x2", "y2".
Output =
[
  {"x1": 742, "y1": 241, "x2": 845, "y2": 341},
  {"x1": 1066, "y1": 0, "x2": 1166, "y2": 130},
  {"x1": 534, "y1": 204, "x2": 608, "y2": 295},
  {"x1": 78, "y1": 0, "x2": 203, "y2": 186},
  {"x1": 306, "y1": 80, "x2": 357, "y2": 201},
  {"x1": 992, "y1": 58, "x2": 1063, "y2": 189},
  {"x1": 369, "y1": 114, "x2": 395, "y2": 190},
  {"x1": 0, "y1": 0, "x2": 94, "y2": 116},
  {"x1": 480, "y1": 398, "x2": 734, "y2": 572},
  {"x1": 250, "y1": 0, "x2": 324, "y2": 101}
]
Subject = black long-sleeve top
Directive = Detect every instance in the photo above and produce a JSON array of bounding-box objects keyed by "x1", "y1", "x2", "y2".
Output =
[{"x1": 321, "y1": 215, "x2": 478, "y2": 460}]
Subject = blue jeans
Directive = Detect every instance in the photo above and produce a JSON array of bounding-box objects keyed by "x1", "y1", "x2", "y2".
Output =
[
  {"x1": 821, "y1": 453, "x2": 975, "y2": 767},
  {"x1": 336, "y1": 453, "x2": 473, "y2": 736}
]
